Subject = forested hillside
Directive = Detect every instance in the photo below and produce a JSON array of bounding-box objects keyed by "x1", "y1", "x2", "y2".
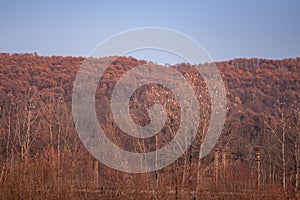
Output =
[{"x1": 0, "y1": 53, "x2": 299, "y2": 199}]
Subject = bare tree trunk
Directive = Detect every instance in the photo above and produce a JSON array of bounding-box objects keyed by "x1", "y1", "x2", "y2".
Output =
[
  {"x1": 254, "y1": 146, "x2": 261, "y2": 190},
  {"x1": 295, "y1": 146, "x2": 299, "y2": 192},
  {"x1": 0, "y1": 165, "x2": 5, "y2": 183},
  {"x1": 181, "y1": 130, "x2": 189, "y2": 198},
  {"x1": 222, "y1": 150, "x2": 226, "y2": 177},
  {"x1": 214, "y1": 148, "x2": 220, "y2": 189},
  {"x1": 282, "y1": 116, "x2": 286, "y2": 190},
  {"x1": 265, "y1": 104, "x2": 288, "y2": 191},
  {"x1": 155, "y1": 135, "x2": 159, "y2": 189},
  {"x1": 94, "y1": 160, "x2": 99, "y2": 188},
  {"x1": 295, "y1": 114, "x2": 300, "y2": 192},
  {"x1": 196, "y1": 155, "x2": 202, "y2": 195},
  {"x1": 181, "y1": 151, "x2": 187, "y2": 194},
  {"x1": 196, "y1": 102, "x2": 210, "y2": 199},
  {"x1": 273, "y1": 156, "x2": 277, "y2": 184},
  {"x1": 0, "y1": 104, "x2": 12, "y2": 183}
]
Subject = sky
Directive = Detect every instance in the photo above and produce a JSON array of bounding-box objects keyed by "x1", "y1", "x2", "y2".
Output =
[{"x1": 0, "y1": 0, "x2": 299, "y2": 64}]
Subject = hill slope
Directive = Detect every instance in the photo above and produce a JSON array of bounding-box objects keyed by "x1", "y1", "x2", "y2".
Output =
[{"x1": 0, "y1": 53, "x2": 300, "y2": 198}]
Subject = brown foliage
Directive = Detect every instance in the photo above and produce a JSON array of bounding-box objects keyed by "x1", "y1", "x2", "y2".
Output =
[{"x1": 0, "y1": 53, "x2": 300, "y2": 199}]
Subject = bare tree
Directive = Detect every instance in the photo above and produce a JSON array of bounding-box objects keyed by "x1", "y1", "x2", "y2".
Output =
[
  {"x1": 14, "y1": 87, "x2": 41, "y2": 172},
  {"x1": 0, "y1": 102, "x2": 13, "y2": 183},
  {"x1": 265, "y1": 101, "x2": 292, "y2": 191}
]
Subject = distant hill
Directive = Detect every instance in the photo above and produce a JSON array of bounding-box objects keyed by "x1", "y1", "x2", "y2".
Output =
[
  {"x1": 1, "y1": 53, "x2": 299, "y2": 146},
  {"x1": 0, "y1": 53, "x2": 300, "y2": 198}
]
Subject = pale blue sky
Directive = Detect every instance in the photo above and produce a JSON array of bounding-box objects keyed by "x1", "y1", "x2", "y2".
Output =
[{"x1": 0, "y1": 0, "x2": 299, "y2": 63}]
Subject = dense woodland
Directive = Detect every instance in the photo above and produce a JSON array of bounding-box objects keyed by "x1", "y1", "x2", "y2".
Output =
[{"x1": 0, "y1": 53, "x2": 300, "y2": 199}]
